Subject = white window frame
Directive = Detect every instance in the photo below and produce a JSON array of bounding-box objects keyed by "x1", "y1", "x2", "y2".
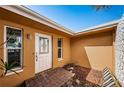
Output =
[
  {"x1": 58, "y1": 38, "x2": 63, "y2": 61},
  {"x1": 4, "y1": 26, "x2": 23, "y2": 75}
]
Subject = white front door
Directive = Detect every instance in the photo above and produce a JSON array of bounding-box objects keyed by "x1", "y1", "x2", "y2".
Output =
[{"x1": 35, "y1": 33, "x2": 52, "y2": 73}]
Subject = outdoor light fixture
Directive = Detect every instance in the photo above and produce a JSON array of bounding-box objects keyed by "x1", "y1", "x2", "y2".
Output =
[{"x1": 27, "y1": 33, "x2": 32, "y2": 40}]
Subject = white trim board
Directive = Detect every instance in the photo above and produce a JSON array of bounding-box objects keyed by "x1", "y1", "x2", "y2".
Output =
[{"x1": 75, "y1": 20, "x2": 119, "y2": 35}]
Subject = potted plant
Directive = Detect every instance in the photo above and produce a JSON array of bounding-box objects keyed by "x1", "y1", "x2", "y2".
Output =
[
  {"x1": 0, "y1": 58, "x2": 19, "y2": 77},
  {"x1": 0, "y1": 31, "x2": 19, "y2": 77}
]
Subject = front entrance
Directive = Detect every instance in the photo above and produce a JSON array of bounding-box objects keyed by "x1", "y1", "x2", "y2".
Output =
[{"x1": 35, "y1": 33, "x2": 52, "y2": 73}]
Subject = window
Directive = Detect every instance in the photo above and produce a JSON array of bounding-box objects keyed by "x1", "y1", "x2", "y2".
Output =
[
  {"x1": 5, "y1": 26, "x2": 23, "y2": 70},
  {"x1": 58, "y1": 38, "x2": 63, "y2": 60}
]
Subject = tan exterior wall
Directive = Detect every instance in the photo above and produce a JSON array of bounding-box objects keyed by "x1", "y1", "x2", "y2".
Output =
[
  {"x1": 85, "y1": 46, "x2": 113, "y2": 71},
  {"x1": 0, "y1": 19, "x2": 71, "y2": 87},
  {"x1": 71, "y1": 31, "x2": 114, "y2": 69},
  {"x1": 0, "y1": 8, "x2": 116, "y2": 87}
]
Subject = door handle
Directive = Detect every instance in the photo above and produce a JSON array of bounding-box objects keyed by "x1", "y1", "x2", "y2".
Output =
[{"x1": 36, "y1": 52, "x2": 38, "y2": 62}]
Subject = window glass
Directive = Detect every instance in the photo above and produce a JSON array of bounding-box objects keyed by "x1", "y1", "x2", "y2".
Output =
[
  {"x1": 58, "y1": 48, "x2": 62, "y2": 58},
  {"x1": 58, "y1": 38, "x2": 62, "y2": 47},
  {"x1": 58, "y1": 38, "x2": 63, "y2": 59},
  {"x1": 7, "y1": 49, "x2": 21, "y2": 68},
  {"x1": 6, "y1": 27, "x2": 22, "y2": 69},
  {"x1": 6, "y1": 27, "x2": 22, "y2": 49}
]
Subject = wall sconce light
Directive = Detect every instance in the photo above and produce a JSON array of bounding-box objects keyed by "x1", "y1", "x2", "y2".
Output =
[{"x1": 27, "y1": 34, "x2": 32, "y2": 40}]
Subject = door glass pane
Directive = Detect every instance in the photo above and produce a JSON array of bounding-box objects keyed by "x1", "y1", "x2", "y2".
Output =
[
  {"x1": 39, "y1": 37, "x2": 49, "y2": 54},
  {"x1": 6, "y1": 27, "x2": 22, "y2": 49}
]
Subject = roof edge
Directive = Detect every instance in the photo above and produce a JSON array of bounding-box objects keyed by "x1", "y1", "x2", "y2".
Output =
[
  {"x1": 0, "y1": 5, "x2": 74, "y2": 35},
  {"x1": 75, "y1": 19, "x2": 119, "y2": 36},
  {"x1": 0, "y1": 5, "x2": 121, "y2": 36}
]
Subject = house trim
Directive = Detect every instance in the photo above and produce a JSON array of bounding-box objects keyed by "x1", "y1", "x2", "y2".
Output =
[
  {"x1": 0, "y1": 5, "x2": 74, "y2": 36},
  {"x1": 0, "y1": 6, "x2": 120, "y2": 36},
  {"x1": 75, "y1": 20, "x2": 119, "y2": 36}
]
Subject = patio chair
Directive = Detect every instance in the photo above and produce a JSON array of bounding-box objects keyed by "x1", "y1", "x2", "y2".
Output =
[{"x1": 101, "y1": 67, "x2": 121, "y2": 87}]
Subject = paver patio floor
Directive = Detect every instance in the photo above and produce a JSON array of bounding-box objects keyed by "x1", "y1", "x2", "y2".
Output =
[
  {"x1": 24, "y1": 67, "x2": 74, "y2": 87},
  {"x1": 24, "y1": 65, "x2": 102, "y2": 87}
]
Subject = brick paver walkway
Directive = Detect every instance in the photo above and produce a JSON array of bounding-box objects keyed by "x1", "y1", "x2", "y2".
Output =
[{"x1": 25, "y1": 67, "x2": 74, "y2": 87}]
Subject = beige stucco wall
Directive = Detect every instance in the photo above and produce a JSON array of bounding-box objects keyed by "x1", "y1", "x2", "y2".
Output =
[
  {"x1": 85, "y1": 46, "x2": 113, "y2": 71},
  {"x1": 0, "y1": 8, "x2": 116, "y2": 87},
  {"x1": 71, "y1": 31, "x2": 114, "y2": 70},
  {"x1": 0, "y1": 19, "x2": 71, "y2": 87}
]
